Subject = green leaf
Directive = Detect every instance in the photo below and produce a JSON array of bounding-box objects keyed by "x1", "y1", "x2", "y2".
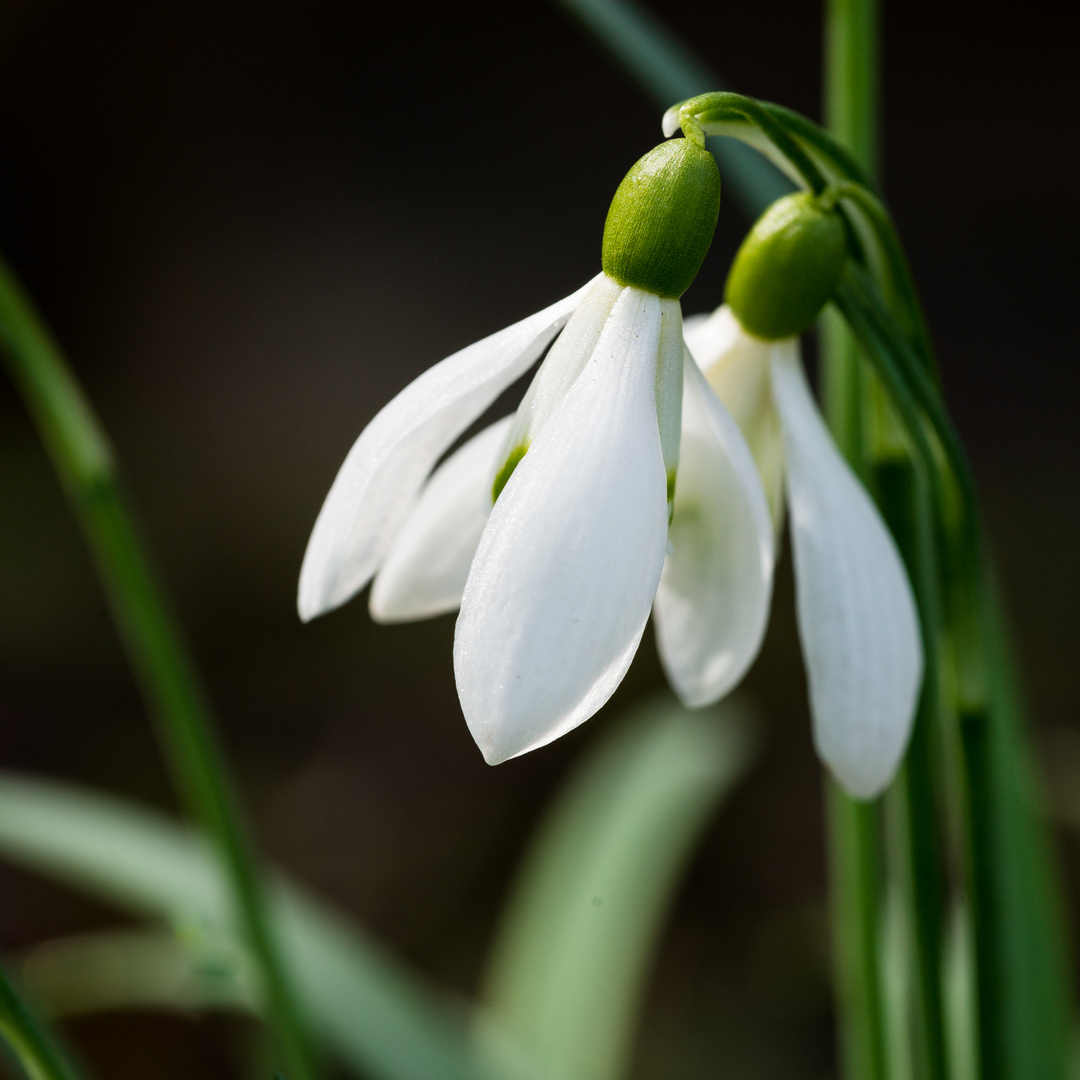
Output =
[
  {"x1": 19, "y1": 930, "x2": 256, "y2": 1018},
  {"x1": 479, "y1": 694, "x2": 755, "y2": 1080},
  {"x1": 0, "y1": 961, "x2": 87, "y2": 1080},
  {"x1": 0, "y1": 774, "x2": 492, "y2": 1080}
]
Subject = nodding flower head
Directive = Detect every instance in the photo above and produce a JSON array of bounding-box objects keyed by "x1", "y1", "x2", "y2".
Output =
[
  {"x1": 669, "y1": 187, "x2": 923, "y2": 798},
  {"x1": 298, "y1": 138, "x2": 730, "y2": 765}
]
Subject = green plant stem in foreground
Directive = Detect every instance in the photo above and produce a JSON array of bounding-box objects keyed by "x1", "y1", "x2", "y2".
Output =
[
  {"x1": 0, "y1": 255, "x2": 319, "y2": 1080},
  {"x1": 0, "y1": 963, "x2": 85, "y2": 1080},
  {"x1": 819, "y1": 4, "x2": 897, "y2": 1079},
  {"x1": 826, "y1": 788, "x2": 887, "y2": 1080}
]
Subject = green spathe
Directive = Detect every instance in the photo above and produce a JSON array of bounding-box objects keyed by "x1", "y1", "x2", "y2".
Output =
[
  {"x1": 602, "y1": 140, "x2": 721, "y2": 300},
  {"x1": 725, "y1": 191, "x2": 847, "y2": 340}
]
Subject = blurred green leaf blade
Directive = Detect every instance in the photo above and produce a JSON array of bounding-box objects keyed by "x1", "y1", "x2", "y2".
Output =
[
  {"x1": 553, "y1": 0, "x2": 792, "y2": 216},
  {"x1": 20, "y1": 929, "x2": 255, "y2": 1019},
  {"x1": 0, "y1": 962, "x2": 87, "y2": 1080},
  {"x1": 0, "y1": 773, "x2": 493, "y2": 1080},
  {"x1": 480, "y1": 694, "x2": 755, "y2": 1080}
]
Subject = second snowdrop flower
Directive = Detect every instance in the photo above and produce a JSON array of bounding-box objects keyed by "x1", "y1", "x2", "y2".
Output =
[
  {"x1": 299, "y1": 137, "x2": 724, "y2": 766},
  {"x1": 662, "y1": 191, "x2": 924, "y2": 798}
]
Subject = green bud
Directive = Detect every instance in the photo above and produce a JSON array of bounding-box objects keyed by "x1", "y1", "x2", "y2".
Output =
[
  {"x1": 601, "y1": 139, "x2": 721, "y2": 300},
  {"x1": 724, "y1": 191, "x2": 847, "y2": 340}
]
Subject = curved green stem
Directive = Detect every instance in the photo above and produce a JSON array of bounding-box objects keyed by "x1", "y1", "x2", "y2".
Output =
[
  {"x1": 0, "y1": 963, "x2": 86, "y2": 1080},
  {"x1": 826, "y1": 182, "x2": 937, "y2": 370},
  {"x1": 761, "y1": 103, "x2": 873, "y2": 188},
  {"x1": 675, "y1": 92, "x2": 829, "y2": 192},
  {"x1": 0, "y1": 254, "x2": 319, "y2": 1080}
]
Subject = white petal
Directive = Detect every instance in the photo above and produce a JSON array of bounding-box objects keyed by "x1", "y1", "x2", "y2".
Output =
[
  {"x1": 455, "y1": 289, "x2": 668, "y2": 765},
  {"x1": 492, "y1": 275, "x2": 621, "y2": 489},
  {"x1": 661, "y1": 105, "x2": 682, "y2": 138},
  {"x1": 369, "y1": 416, "x2": 513, "y2": 623},
  {"x1": 685, "y1": 305, "x2": 785, "y2": 530},
  {"x1": 298, "y1": 276, "x2": 602, "y2": 621},
  {"x1": 770, "y1": 343, "x2": 923, "y2": 799},
  {"x1": 653, "y1": 351, "x2": 775, "y2": 707},
  {"x1": 682, "y1": 304, "x2": 746, "y2": 366}
]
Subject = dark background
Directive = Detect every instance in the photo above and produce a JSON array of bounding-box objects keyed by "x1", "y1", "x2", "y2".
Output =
[{"x1": 0, "y1": 1, "x2": 1077, "y2": 1076}]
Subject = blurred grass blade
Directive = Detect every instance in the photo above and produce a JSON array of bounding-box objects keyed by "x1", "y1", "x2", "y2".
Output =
[
  {"x1": 20, "y1": 930, "x2": 256, "y2": 1019},
  {"x1": 0, "y1": 962, "x2": 86, "y2": 1080},
  {"x1": 0, "y1": 773, "x2": 492, "y2": 1080},
  {"x1": 553, "y1": 0, "x2": 791, "y2": 216},
  {"x1": 480, "y1": 695, "x2": 755, "y2": 1080},
  {"x1": 0, "y1": 252, "x2": 317, "y2": 1080}
]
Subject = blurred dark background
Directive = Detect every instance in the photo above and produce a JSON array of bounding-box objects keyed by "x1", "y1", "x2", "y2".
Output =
[{"x1": 0, "y1": 0, "x2": 1076, "y2": 1076}]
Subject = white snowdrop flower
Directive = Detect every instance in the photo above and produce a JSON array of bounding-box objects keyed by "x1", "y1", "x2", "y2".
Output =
[
  {"x1": 299, "y1": 138, "x2": 735, "y2": 766},
  {"x1": 660, "y1": 191, "x2": 924, "y2": 799}
]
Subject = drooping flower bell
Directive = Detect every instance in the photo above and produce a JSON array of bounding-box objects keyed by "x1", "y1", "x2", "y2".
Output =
[
  {"x1": 660, "y1": 190, "x2": 924, "y2": 798},
  {"x1": 298, "y1": 138, "x2": 740, "y2": 765}
]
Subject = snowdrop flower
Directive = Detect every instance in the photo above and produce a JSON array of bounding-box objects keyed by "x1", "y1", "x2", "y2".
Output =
[
  {"x1": 299, "y1": 138, "x2": 733, "y2": 766},
  {"x1": 658, "y1": 191, "x2": 924, "y2": 798}
]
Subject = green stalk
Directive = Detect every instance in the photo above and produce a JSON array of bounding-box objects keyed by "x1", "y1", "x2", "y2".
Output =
[
  {"x1": 822, "y1": 0, "x2": 877, "y2": 453},
  {"x1": 0, "y1": 963, "x2": 85, "y2": 1080},
  {"x1": 820, "y1": 5, "x2": 893, "y2": 1079},
  {"x1": 0, "y1": 254, "x2": 319, "y2": 1080},
  {"x1": 826, "y1": 787, "x2": 888, "y2": 1080}
]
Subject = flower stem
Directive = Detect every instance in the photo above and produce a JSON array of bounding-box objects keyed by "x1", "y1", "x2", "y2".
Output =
[
  {"x1": 826, "y1": 786, "x2": 888, "y2": 1080},
  {"x1": 821, "y1": 0, "x2": 877, "y2": 456},
  {"x1": 0, "y1": 253, "x2": 319, "y2": 1080},
  {"x1": 0, "y1": 962, "x2": 86, "y2": 1080},
  {"x1": 820, "y1": 5, "x2": 894, "y2": 1080}
]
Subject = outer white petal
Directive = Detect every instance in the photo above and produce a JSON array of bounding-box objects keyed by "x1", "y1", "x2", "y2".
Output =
[
  {"x1": 298, "y1": 275, "x2": 601, "y2": 621},
  {"x1": 369, "y1": 416, "x2": 512, "y2": 623},
  {"x1": 770, "y1": 343, "x2": 923, "y2": 799},
  {"x1": 455, "y1": 288, "x2": 668, "y2": 765},
  {"x1": 653, "y1": 351, "x2": 775, "y2": 707}
]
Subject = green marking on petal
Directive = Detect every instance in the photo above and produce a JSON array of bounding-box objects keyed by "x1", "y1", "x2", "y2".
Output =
[
  {"x1": 667, "y1": 468, "x2": 677, "y2": 524},
  {"x1": 492, "y1": 444, "x2": 529, "y2": 503}
]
